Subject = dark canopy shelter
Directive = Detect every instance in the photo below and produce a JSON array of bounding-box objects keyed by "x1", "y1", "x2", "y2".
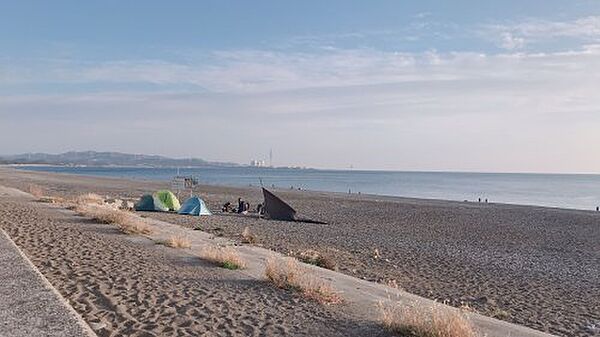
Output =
[{"x1": 262, "y1": 188, "x2": 296, "y2": 221}]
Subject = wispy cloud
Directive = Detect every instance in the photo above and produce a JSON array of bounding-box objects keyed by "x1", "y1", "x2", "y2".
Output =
[
  {"x1": 486, "y1": 16, "x2": 600, "y2": 50},
  {"x1": 3, "y1": 14, "x2": 600, "y2": 171},
  {"x1": 499, "y1": 32, "x2": 525, "y2": 50},
  {"x1": 4, "y1": 45, "x2": 600, "y2": 95},
  {"x1": 5, "y1": 15, "x2": 600, "y2": 95}
]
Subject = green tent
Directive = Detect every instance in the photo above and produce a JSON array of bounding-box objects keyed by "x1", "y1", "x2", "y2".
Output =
[
  {"x1": 134, "y1": 194, "x2": 169, "y2": 212},
  {"x1": 155, "y1": 190, "x2": 181, "y2": 211}
]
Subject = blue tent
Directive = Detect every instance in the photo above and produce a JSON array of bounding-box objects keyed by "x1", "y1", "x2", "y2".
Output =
[{"x1": 178, "y1": 196, "x2": 212, "y2": 216}]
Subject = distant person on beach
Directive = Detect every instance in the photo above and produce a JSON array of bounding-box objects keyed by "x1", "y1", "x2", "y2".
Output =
[
  {"x1": 222, "y1": 202, "x2": 231, "y2": 213},
  {"x1": 596, "y1": 206, "x2": 599, "y2": 212},
  {"x1": 485, "y1": 198, "x2": 488, "y2": 203},
  {"x1": 237, "y1": 198, "x2": 244, "y2": 214},
  {"x1": 256, "y1": 203, "x2": 263, "y2": 214},
  {"x1": 478, "y1": 198, "x2": 481, "y2": 203}
]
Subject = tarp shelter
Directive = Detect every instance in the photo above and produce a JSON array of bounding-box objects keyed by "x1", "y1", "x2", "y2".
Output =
[
  {"x1": 262, "y1": 188, "x2": 296, "y2": 221},
  {"x1": 178, "y1": 196, "x2": 212, "y2": 216},
  {"x1": 155, "y1": 190, "x2": 181, "y2": 211},
  {"x1": 134, "y1": 194, "x2": 169, "y2": 212}
]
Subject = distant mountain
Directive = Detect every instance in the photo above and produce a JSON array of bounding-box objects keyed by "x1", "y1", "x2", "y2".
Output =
[{"x1": 0, "y1": 151, "x2": 240, "y2": 168}]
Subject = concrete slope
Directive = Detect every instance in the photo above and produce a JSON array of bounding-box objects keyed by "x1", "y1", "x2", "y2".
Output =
[{"x1": 0, "y1": 228, "x2": 96, "y2": 337}]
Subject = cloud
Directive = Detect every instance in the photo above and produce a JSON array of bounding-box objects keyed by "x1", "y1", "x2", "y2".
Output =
[
  {"x1": 413, "y1": 12, "x2": 432, "y2": 19},
  {"x1": 486, "y1": 16, "x2": 600, "y2": 50},
  {"x1": 3, "y1": 44, "x2": 600, "y2": 172},
  {"x1": 512, "y1": 16, "x2": 600, "y2": 38},
  {"x1": 3, "y1": 17, "x2": 600, "y2": 171},
  {"x1": 499, "y1": 32, "x2": 525, "y2": 50},
  {"x1": 4, "y1": 45, "x2": 600, "y2": 106},
  {"x1": 0, "y1": 48, "x2": 548, "y2": 94}
]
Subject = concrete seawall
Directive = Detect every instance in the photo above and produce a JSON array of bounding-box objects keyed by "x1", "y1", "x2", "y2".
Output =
[{"x1": 0, "y1": 221, "x2": 96, "y2": 337}]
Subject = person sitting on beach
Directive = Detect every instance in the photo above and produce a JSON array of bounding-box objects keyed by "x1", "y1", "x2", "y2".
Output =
[
  {"x1": 222, "y1": 202, "x2": 231, "y2": 213},
  {"x1": 256, "y1": 203, "x2": 263, "y2": 214},
  {"x1": 237, "y1": 198, "x2": 245, "y2": 214}
]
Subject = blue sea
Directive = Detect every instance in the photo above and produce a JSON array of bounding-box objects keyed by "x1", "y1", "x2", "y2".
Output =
[{"x1": 17, "y1": 166, "x2": 600, "y2": 211}]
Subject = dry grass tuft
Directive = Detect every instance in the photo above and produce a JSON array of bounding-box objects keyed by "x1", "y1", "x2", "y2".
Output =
[
  {"x1": 378, "y1": 301, "x2": 478, "y2": 337},
  {"x1": 28, "y1": 184, "x2": 46, "y2": 198},
  {"x1": 200, "y1": 245, "x2": 246, "y2": 269},
  {"x1": 241, "y1": 226, "x2": 257, "y2": 244},
  {"x1": 164, "y1": 235, "x2": 191, "y2": 249},
  {"x1": 73, "y1": 193, "x2": 105, "y2": 205},
  {"x1": 118, "y1": 219, "x2": 153, "y2": 235},
  {"x1": 74, "y1": 204, "x2": 127, "y2": 224},
  {"x1": 296, "y1": 249, "x2": 337, "y2": 270},
  {"x1": 385, "y1": 279, "x2": 401, "y2": 290},
  {"x1": 38, "y1": 196, "x2": 65, "y2": 204},
  {"x1": 74, "y1": 204, "x2": 152, "y2": 235},
  {"x1": 373, "y1": 248, "x2": 381, "y2": 260},
  {"x1": 25, "y1": 184, "x2": 65, "y2": 203},
  {"x1": 458, "y1": 302, "x2": 477, "y2": 313},
  {"x1": 489, "y1": 308, "x2": 511, "y2": 320},
  {"x1": 265, "y1": 256, "x2": 342, "y2": 305}
]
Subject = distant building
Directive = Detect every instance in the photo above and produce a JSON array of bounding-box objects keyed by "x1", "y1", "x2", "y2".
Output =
[{"x1": 250, "y1": 159, "x2": 266, "y2": 167}]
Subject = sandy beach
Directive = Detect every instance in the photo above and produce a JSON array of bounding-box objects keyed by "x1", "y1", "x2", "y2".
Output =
[
  {"x1": 0, "y1": 174, "x2": 385, "y2": 336},
  {"x1": 1, "y1": 167, "x2": 599, "y2": 336}
]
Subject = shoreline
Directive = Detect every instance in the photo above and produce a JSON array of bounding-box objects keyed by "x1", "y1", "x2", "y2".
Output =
[
  {"x1": 8, "y1": 165, "x2": 600, "y2": 214},
  {"x1": 5, "y1": 162, "x2": 600, "y2": 175}
]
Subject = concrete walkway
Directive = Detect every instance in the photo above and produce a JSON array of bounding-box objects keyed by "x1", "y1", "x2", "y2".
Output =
[{"x1": 0, "y1": 222, "x2": 96, "y2": 336}]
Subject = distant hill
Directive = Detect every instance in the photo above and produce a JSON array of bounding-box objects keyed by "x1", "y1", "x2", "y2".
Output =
[{"x1": 0, "y1": 151, "x2": 239, "y2": 168}]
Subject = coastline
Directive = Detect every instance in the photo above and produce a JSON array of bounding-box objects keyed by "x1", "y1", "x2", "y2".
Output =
[
  {"x1": 0, "y1": 167, "x2": 599, "y2": 336},
  {"x1": 8, "y1": 165, "x2": 600, "y2": 213}
]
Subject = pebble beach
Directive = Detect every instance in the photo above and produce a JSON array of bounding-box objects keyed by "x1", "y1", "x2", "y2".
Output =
[{"x1": 1, "y1": 167, "x2": 599, "y2": 336}]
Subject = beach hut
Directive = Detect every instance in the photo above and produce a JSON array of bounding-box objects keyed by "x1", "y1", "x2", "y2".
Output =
[
  {"x1": 262, "y1": 188, "x2": 296, "y2": 221},
  {"x1": 134, "y1": 194, "x2": 169, "y2": 212},
  {"x1": 155, "y1": 190, "x2": 181, "y2": 211},
  {"x1": 178, "y1": 196, "x2": 212, "y2": 216}
]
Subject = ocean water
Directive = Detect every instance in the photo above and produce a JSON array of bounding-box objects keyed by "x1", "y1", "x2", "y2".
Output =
[{"x1": 17, "y1": 166, "x2": 600, "y2": 211}]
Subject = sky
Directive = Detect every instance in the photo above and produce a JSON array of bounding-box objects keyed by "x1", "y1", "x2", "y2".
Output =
[{"x1": 1, "y1": 1, "x2": 600, "y2": 173}]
